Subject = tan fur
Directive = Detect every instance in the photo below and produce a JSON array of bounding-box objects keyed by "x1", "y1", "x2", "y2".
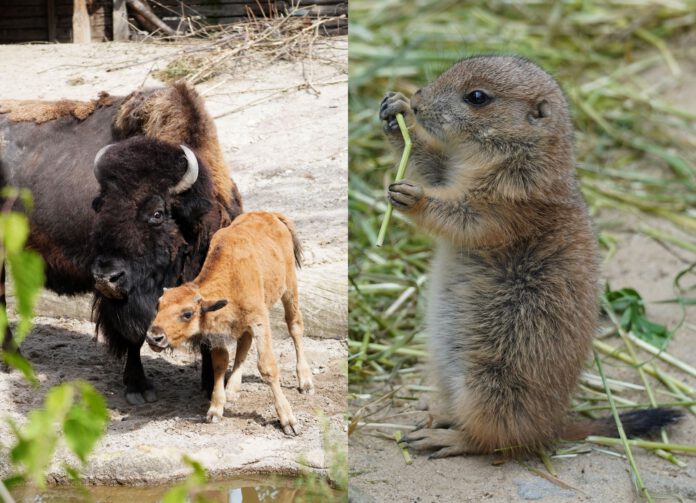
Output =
[
  {"x1": 148, "y1": 212, "x2": 313, "y2": 431},
  {"x1": 382, "y1": 56, "x2": 601, "y2": 456},
  {"x1": 0, "y1": 92, "x2": 114, "y2": 124}
]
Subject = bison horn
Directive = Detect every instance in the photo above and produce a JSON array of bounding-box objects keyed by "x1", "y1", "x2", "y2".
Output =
[
  {"x1": 93, "y1": 144, "x2": 114, "y2": 180},
  {"x1": 171, "y1": 145, "x2": 199, "y2": 194}
]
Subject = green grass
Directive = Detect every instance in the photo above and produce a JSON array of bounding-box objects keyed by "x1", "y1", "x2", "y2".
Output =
[{"x1": 348, "y1": 0, "x2": 696, "y2": 495}]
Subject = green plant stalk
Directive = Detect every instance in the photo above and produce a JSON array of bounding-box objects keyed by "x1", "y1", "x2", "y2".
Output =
[
  {"x1": 593, "y1": 350, "x2": 652, "y2": 502},
  {"x1": 593, "y1": 339, "x2": 695, "y2": 396},
  {"x1": 376, "y1": 113, "x2": 412, "y2": 247},
  {"x1": 347, "y1": 339, "x2": 427, "y2": 358},
  {"x1": 602, "y1": 302, "x2": 681, "y2": 466},
  {"x1": 587, "y1": 436, "x2": 696, "y2": 454}
]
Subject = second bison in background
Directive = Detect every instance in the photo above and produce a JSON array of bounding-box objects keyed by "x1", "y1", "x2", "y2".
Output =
[
  {"x1": 146, "y1": 212, "x2": 314, "y2": 433},
  {"x1": 0, "y1": 83, "x2": 242, "y2": 404}
]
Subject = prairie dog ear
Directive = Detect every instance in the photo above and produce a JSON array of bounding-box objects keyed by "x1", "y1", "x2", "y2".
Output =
[
  {"x1": 201, "y1": 299, "x2": 228, "y2": 314},
  {"x1": 528, "y1": 99, "x2": 550, "y2": 124}
]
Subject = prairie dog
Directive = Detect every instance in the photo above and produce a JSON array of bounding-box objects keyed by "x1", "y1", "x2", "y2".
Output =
[{"x1": 380, "y1": 56, "x2": 680, "y2": 457}]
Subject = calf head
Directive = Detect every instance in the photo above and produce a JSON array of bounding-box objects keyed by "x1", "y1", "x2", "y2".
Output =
[{"x1": 146, "y1": 283, "x2": 228, "y2": 351}]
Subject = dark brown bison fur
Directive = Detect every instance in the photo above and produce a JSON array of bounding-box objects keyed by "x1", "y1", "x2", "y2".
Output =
[{"x1": 0, "y1": 82, "x2": 242, "y2": 404}]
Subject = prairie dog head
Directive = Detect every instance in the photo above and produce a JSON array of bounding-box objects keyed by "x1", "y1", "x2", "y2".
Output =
[{"x1": 412, "y1": 56, "x2": 574, "y2": 176}]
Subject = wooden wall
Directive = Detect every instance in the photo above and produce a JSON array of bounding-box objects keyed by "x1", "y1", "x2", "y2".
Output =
[
  {"x1": 0, "y1": 0, "x2": 347, "y2": 43},
  {"x1": 0, "y1": 0, "x2": 113, "y2": 43}
]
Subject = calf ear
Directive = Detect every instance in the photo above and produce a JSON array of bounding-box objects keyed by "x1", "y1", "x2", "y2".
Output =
[{"x1": 201, "y1": 299, "x2": 228, "y2": 313}]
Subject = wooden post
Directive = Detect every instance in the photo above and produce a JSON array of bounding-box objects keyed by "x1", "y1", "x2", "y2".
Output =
[
  {"x1": 72, "y1": 0, "x2": 91, "y2": 43},
  {"x1": 47, "y1": 0, "x2": 56, "y2": 42},
  {"x1": 113, "y1": 0, "x2": 129, "y2": 41}
]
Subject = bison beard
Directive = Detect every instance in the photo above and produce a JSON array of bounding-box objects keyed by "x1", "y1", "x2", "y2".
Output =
[{"x1": 0, "y1": 83, "x2": 241, "y2": 404}]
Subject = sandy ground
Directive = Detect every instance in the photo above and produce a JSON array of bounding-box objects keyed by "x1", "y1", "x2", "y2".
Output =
[
  {"x1": 0, "y1": 38, "x2": 348, "y2": 484},
  {"x1": 349, "y1": 58, "x2": 696, "y2": 502}
]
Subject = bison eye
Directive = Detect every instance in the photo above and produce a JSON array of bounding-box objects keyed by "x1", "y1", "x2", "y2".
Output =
[
  {"x1": 181, "y1": 311, "x2": 193, "y2": 321},
  {"x1": 464, "y1": 90, "x2": 492, "y2": 106},
  {"x1": 149, "y1": 210, "x2": 164, "y2": 225}
]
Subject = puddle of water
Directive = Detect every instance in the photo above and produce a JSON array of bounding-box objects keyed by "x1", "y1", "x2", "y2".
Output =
[{"x1": 10, "y1": 476, "x2": 345, "y2": 502}]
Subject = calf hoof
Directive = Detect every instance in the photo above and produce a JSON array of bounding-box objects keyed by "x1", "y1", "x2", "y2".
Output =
[
  {"x1": 281, "y1": 418, "x2": 300, "y2": 436},
  {"x1": 206, "y1": 409, "x2": 223, "y2": 423},
  {"x1": 298, "y1": 379, "x2": 315, "y2": 395}
]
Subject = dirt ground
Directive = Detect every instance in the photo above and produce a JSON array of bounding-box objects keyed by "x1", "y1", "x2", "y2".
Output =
[
  {"x1": 0, "y1": 38, "x2": 348, "y2": 484},
  {"x1": 349, "y1": 58, "x2": 696, "y2": 502}
]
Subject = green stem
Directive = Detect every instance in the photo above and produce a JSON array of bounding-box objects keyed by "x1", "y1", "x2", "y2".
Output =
[
  {"x1": 593, "y1": 350, "x2": 652, "y2": 502},
  {"x1": 376, "y1": 113, "x2": 412, "y2": 247}
]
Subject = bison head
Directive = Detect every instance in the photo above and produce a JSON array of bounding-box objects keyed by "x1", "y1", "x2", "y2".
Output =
[{"x1": 89, "y1": 136, "x2": 221, "y2": 346}]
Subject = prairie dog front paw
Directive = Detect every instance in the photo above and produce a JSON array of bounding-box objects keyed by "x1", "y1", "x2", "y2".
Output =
[
  {"x1": 388, "y1": 180, "x2": 424, "y2": 211},
  {"x1": 379, "y1": 92, "x2": 414, "y2": 135}
]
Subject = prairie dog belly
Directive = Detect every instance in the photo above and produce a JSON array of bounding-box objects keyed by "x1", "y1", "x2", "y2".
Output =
[
  {"x1": 426, "y1": 239, "x2": 481, "y2": 414},
  {"x1": 425, "y1": 235, "x2": 597, "y2": 444}
]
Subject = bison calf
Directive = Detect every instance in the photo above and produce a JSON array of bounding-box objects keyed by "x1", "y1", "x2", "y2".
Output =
[{"x1": 146, "y1": 211, "x2": 314, "y2": 434}]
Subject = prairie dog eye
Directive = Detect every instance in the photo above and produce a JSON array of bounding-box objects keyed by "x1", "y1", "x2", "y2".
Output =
[{"x1": 465, "y1": 90, "x2": 492, "y2": 106}]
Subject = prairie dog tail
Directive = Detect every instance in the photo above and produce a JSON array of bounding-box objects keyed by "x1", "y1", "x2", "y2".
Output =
[
  {"x1": 274, "y1": 213, "x2": 303, "y2": 269},
  {"x1": 561, "y1": 408, "x2": 683, "y2": 441}
]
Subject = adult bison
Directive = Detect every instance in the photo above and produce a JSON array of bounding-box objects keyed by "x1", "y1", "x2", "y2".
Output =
[{"x1": 0, "y1": 83, "x2": 242, "y2": 404}]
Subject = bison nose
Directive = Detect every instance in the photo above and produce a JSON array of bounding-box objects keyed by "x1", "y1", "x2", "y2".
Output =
[
  {"x1": 108, "y1": 270, "x2": 125, "y2": 284},
  {"x1": 92, "y1": 258, "x2": 129, "y2": 299}
]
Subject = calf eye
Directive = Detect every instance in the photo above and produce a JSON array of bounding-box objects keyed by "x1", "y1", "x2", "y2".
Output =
[
  {"x1": 181, "y1": 311, "x2": 193, "y2": 321},
  {"x1": 465, "y1": 90, "x2": 492, "y2": 106}
]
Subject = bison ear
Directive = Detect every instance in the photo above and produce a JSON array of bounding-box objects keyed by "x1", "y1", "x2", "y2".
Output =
[{"x1": 201, "y1": 299, "x2": 228, "y2": 314}]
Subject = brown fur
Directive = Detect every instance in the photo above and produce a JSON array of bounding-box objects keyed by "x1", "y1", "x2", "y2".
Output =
[
  {"x1": 113, "y1": 82, "x2": 239, "y2": 213},
  {"x1": 0, "y1": 92, "x2": 114, "y2": 124},
  {"x1": 146, "y1": 212, "x2": 313, "y2": 431},
  {"x1": 381, "y1": 56, "x2": 679, "y2": 457}
]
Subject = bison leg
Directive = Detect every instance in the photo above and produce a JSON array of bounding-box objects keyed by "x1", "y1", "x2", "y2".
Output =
[
  {"x1": 200, "y1": 344, "x2": 214, "y2": 397},
  {"x1": 124, "y1": 342, "x2": 157, "y2": 405},
  {"x1": 226, "y1": 331, "x2": 252, "y2": 402},
  {"x1": 252, "y1": 317, "x2": 299, "y2": 436},
  {"x1": 206, "y1": 347, "x2": 229, "y2": 423},
  {"x1": 281, "y1": 287, "x2": 314, "y2": 395}
]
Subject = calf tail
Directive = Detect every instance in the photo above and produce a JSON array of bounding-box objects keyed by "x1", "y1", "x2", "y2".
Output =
[
  {"x1": 274, "y1": 213, "x2": 303, "y2": 269},
  {"x1": 561, "y1": 408, "x2": 683, "y2": 441}
]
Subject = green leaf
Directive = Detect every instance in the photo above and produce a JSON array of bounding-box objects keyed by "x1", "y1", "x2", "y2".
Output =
[
  {"x1": 7, "y1": 250, "x2": 45, "y2": 341},
  {"x1": 63, "y1": 384, "x2": 109, "y2": 463},
  {"x1": 0, "y1": 213, "x2": 30, "y2": 255},
  {"x1": 1, "y1": 351, "x2": 38, "y2": 386},
  {"x1": 161, "y1": 486, "x2": 189, "y2": 503}
]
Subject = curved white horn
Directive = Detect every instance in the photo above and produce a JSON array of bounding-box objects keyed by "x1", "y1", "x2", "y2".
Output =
[
  {"x1": 93, "y1": 144, "x2": 114, "y2": 179},
  {"x1": 171, "y1": 145, "x2": 199, "y2": 194}
]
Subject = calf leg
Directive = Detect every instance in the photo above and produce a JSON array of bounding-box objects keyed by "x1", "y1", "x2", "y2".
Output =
[
  {"x1": 252, "y1": 318, "x2": 299, "y2": 436},
  {"x1": 200, "y1": 344, "x2": 214, "y2": 397},
  {"x1": 207, "y1": 347, "x2": 229, "y2": 423},
  {"x1": 226, "y1": 332, "x2": 252, "y2": 402},
  {"x1": 124, "y1": 342, "x2": 157, "y2": 405},
  {"x1": 281, "y1": 287, "x2": 314, "y2": 394}
]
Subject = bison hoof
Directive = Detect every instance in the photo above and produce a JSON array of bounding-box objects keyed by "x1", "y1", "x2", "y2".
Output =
[
  {"x1": 125, "y1": 391, "x2": 147, "y2": 406},
  {"x1": 144, "y1": 388, "x2": 158, "y2": 403}
]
